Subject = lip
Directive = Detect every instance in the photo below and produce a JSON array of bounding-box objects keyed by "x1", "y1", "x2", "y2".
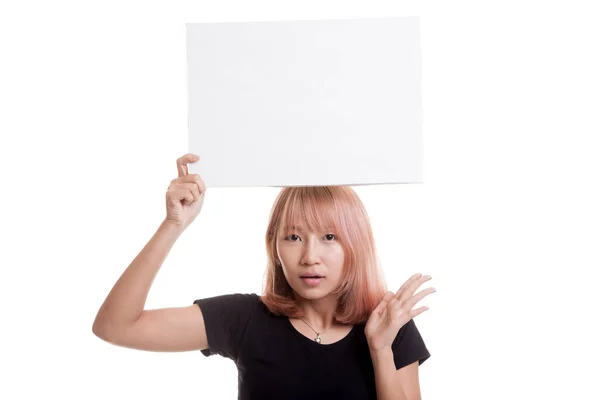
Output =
[
  {"x1": 300, "y1": 277, "x2": 325, "y2": 287},
  {"x1": 300, "y1": 272, "x2": 324, "y2": 278}
]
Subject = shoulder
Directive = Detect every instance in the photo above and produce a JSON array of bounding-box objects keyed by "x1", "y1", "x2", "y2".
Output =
[
  {"x1": 391, "y1": 318, "x2": 431, "y2": 369},
  {"x1": 192, "y1": 293, "x2": 261, "y2": 360},
  {"x1": 193, "y1": 292, "x2": 260, "y2": 303},
  {"x1": 392, "y1": 318, "x2": 420, "y2": 346},
  {"x1": 193, "y1": 292, "x2": 260, "y2": 313}
]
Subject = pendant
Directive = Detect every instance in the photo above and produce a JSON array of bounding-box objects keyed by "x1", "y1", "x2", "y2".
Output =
[{"x1": 315, "y1": 334, "x2": 321, "y2": 344}]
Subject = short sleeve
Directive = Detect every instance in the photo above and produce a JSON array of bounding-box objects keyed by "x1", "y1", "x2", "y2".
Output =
[
  {"x1": 193, "y1": 293, "x2": 259, "y2": 360},
  {"x1": 391, "y1": 318, "x2": 431, "y2": 370}
]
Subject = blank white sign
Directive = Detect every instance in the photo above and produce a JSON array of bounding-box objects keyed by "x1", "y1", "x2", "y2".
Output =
[{"x1": 187, "y1": 17, "x2": 422, "y2": 188}]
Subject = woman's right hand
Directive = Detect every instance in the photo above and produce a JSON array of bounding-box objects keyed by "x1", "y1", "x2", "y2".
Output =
[{"x1": 164, "y1": 153, "x2": 206, "y2": 230}]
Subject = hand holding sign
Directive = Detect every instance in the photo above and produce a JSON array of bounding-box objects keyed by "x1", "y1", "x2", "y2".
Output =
[{"x1": 165, "y1": 153, "x2": 207, "y2": 231}]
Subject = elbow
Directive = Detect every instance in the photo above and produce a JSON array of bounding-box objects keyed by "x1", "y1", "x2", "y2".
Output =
[
  {"x1": 92, "y1": 317, "x2": 113, "y2": 341},
  {"x1": 92, "y1": 320, "x2": 106, "y2": 339}
]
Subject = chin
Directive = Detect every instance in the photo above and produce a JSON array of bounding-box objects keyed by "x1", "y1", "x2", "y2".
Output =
[
  {"x1": 295, "y1": 291, "x2": 325, "y2": 300},
  {"x1": 292, "y1": 284, "x2": 331, "y2": 299}
]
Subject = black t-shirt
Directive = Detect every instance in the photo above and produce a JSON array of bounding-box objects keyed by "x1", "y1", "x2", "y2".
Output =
[{"x1": 193, "y1": 293, "x2": 430, "y2": 399}]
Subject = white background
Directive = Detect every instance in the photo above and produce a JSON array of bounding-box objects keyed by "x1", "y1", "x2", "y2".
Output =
[{"x1": 1, "y1": 1, "x2": 599, "y2": 399}]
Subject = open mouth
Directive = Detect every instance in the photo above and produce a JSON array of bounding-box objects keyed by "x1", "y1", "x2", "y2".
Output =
[{"x1": 300, "y1": 276, "x2": 325, "y2": 286}]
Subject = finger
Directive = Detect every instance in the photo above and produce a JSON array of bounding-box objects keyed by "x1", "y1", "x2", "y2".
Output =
[
  {"x1": 177, "y1": 154, "x2": 200, "y2": 178},
  {"x1": 386, "y1": 295, "x2": 400, "y2": 312},
  {"x1": 404, "y1": 287, "x2": 436, "y2": 310},
  {"x1": 409, "y1": 306, "x2": 429, "y2": 319},
  {"x1": 182, "y1": 183, "x2": 200, "y2": 203},
  {"x1": 169, "y1": 188, "x2": 195, "y2": 206},
  {"x1": 178, "y1": 174, "x2": 206, "y2": 195},
  {"x1": 178, "y1": 174, "x2": 201, "y2": 183},
  {"x1": 373, "y1": 292, "x2": 394, "y2": 315},
  {"x1": 181, "y1": 189, "x2": 195, "y2": 206},
  {"x1": 169, "y1": 180, "x2": 203, "y2": 205},
  {"x1": 382, "y1": 291, "x2": 396, "y2": 303},
  {"x1": 395, "y1": 273, "x2": 423, "y2": 298},
  {"x1": 375, "y1": 291, "x2": 395, "y2": 313},
  {"x1": 399, "y1": 275, "x2": 432, "y2": 304},
  {"x1": 192, "y1": 174, "x2": 206, "y2": 194},
  {"x1": 398, "y1": 275, "x2": 430, "y2": 304}
]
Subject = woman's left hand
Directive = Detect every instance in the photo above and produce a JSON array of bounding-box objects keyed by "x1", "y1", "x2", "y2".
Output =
[{"x1": 365, "y1": 273, "x2": 435, "y2": 353}]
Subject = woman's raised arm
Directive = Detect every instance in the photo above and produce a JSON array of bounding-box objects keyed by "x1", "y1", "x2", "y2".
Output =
[{"x1": 92, "y1": 153, "x2": 208, "y2": 352}]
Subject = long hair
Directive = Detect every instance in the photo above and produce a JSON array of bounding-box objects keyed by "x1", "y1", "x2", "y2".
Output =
[{"x1": 260, "y1": 186, "x2": 388, "y2": 325}]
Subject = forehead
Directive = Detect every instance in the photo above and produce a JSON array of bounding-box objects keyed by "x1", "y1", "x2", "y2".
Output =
[
  {"x1": 282, "y1": 220, "x2": 306, "y2": 230},
  {"x1": 279, "y1": 195, "x2": 339, "y2": 233},
  {"x1": 282, "y1": 221, "x2": 333, "y2": 233}
]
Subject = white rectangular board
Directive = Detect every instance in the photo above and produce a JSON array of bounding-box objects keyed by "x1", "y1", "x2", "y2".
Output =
[{"x1": 187, "y1": 17, "x2": 422, "y2": 188}]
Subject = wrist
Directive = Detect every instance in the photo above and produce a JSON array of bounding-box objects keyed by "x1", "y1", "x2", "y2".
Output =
[
  {"x1": 160, "y1": 218, "x2": 186, "y2": 236},
  {"x1": 369, "y1": 346, "x2": 394, "y2": 361}
]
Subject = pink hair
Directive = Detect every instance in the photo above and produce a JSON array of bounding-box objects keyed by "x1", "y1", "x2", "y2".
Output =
[{"x1": 260, "y1": 186, "x2": 388, "y2": 325}]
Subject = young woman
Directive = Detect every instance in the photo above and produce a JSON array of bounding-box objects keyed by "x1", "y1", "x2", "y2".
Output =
[{"x1": 93, "y1": 153, "x2": 435, "y2": 400}]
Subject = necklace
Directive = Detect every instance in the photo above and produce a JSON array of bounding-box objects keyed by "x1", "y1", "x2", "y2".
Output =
[{"x1": 299, "y1": 318, "x2": 334, "y2": 344}]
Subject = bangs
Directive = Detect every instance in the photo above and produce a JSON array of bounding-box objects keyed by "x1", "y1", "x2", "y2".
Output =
[{"x1": 279, "y1": 187, "x2": 342, "y2": 236}]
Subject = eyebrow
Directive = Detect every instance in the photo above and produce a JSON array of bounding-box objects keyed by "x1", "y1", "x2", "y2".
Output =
[{"x1": 286, "y1": 225, "x2": 335, "y2": 233}]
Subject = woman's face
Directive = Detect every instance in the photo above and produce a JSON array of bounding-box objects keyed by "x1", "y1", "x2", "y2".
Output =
[{"x1": 276, "y1": 220, "x2": 345, "y2": 300}]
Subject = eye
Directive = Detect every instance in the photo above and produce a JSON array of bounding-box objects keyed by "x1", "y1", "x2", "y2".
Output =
[{"x1": 284, "y1": 234, "x2": 337, "y2": 242}]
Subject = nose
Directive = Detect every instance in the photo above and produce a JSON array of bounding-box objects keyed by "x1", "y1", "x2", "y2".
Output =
[{"x1": 300, "y1": 237, "x2": 321, "y2": 266}]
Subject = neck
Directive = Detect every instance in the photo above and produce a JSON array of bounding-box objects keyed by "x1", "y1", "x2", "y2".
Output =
[{"x1": 292, "y1": 293, "x2": 339, "y2": 331}]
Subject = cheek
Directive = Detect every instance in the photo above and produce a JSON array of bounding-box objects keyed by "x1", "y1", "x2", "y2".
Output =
[
  {"x1": 331, "y1": 245, "x2": 345, "y2": 263},
  {"x1": 324, "y1": 251, "x2": 345, "y2": 276}
]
